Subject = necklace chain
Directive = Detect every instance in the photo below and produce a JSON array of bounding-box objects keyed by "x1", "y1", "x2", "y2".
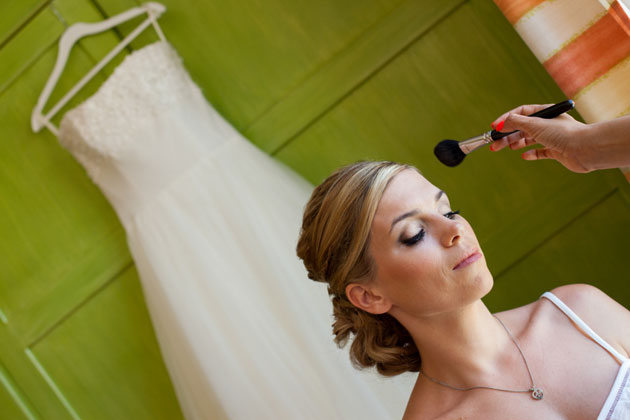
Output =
[{"x1": 418, "y1": 315, "x2": 543, "y2": 400}]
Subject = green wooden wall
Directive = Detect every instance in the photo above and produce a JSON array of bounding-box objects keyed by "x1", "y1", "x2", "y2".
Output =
[{"x1": 1, "y1": 0, "x2": 629, "y2": 418}]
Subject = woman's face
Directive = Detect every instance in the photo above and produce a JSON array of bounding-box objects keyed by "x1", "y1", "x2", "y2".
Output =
[{"x1": 368, "y1": 169, "x2": 493, "y2": 318}]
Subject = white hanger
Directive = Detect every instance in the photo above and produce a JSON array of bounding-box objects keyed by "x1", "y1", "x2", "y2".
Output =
[{"x1": 31, "y1": 2, "x2": 167, "y2": 135}]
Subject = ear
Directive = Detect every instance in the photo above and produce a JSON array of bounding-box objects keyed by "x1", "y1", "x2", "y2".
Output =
[{"x1": 345, "y1": 282, "x2": 392, "y2": 315}]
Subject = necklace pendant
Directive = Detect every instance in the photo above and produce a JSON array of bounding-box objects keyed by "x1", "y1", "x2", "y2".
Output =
[{"x1": 531, "y1": 387, "x2": 544, "y2": 400}]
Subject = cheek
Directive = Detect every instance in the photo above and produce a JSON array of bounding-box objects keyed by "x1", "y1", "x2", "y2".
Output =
[
  {"x1": 377, "y1": 245, "x2": 447, "y2": 291},
  {"x1": 375, "y1": 247, "x2": 457, "y2": 315}
]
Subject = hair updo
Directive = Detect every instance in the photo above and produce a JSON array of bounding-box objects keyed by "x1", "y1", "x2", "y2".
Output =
[{"x1": 296, "y1": 161, "x2": 421, "y2": 376}]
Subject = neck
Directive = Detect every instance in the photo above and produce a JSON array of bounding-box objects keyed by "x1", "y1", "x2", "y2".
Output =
[{"x1": 394, "y1": 300, "x2": 520, "y2": 388}]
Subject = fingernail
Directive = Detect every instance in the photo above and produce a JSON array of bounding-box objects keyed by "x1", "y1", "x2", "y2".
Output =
[
  {"x1": 496, "y1": 121, "x2": 505, "y2": 131},
  {"x1": 490, "y1": 144, "x2": 495, "y2": 151},
  {"x1": 491, "y1": 122, "x2": 496, "y2": 129}
]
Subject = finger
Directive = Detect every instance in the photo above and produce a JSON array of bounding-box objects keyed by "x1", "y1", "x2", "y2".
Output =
[
  {"x1": 504, "y1": 131, "x2": 525, "y2": 145},
  {"x1": 490, "y1": 103, "x2": 552, "y2": 128},
  {"x1": 491, "y1": 131, "x2": 535, "y2": 151},
  {"x1": 494, "y1": 132, "x2": 525, "y2": 151},
  {"x1": 509, "y1": 135, "x2": 529, "y2": 151},
  {"x1": 521, "y1": 148, "x2": 553, "y2": 161},
  {"x1": 490, "y1": 137, "x2": 509, "y2": 151},
  {"x1": 509, "y1": 133, "x2": 539, "y2": 150},
  {"x1": 502, "y1": 111, "x2": 544, "y2": 133}
]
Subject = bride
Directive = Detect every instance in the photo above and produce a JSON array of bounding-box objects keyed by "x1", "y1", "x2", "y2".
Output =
[{"x1": 297, "y1": 160, "x2": 630, "y2": 419}]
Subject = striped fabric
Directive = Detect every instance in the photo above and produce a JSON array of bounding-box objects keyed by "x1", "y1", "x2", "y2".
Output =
[{"x1": 494, "y1": 0, "x2": 630, "y2": 180}]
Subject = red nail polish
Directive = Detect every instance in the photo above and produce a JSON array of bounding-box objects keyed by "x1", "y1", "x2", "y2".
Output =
[
  {"x1": 491, "y1": 122, "x2": 496, "y2": 129},
  {"x1": 496, "y1": 121, "x2": 505, "y2": 131}
]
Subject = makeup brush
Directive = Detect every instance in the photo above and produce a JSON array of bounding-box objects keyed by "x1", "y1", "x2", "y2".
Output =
[{"x1": 434, "y1": 100, "x2": 575, "y2": 167}]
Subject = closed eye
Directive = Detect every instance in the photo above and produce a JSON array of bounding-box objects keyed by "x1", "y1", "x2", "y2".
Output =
[
  {"x1": 401, "y1": 229, "x2": 425, "y2": 247},
  {"x1": 400, "y1": 210, "x2": 460, "y2": 247},
  {"x1": 445, "y1": 210, "x2": 460, "y2": 219}
]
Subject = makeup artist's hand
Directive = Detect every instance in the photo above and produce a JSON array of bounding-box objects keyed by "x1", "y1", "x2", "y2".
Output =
[
  {"x1": 489, "y1": 104, "x2": 592, "y2": 173},
  {"x1": 489, "y1": 104, "x2": 630, "y2": 173}
]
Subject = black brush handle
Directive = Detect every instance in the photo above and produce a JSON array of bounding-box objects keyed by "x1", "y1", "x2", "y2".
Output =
[{"x1": 490, "y1": 99, "x2": 575, "y2": 141}]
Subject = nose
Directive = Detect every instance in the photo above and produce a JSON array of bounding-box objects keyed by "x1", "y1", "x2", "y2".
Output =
[{"x1": 440, "y1": 218, "x2": 463, "y2": 247}]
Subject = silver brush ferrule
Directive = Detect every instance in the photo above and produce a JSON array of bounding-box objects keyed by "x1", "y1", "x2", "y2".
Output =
[{"x1": 459, "y1": 131, "x2": 493, "y2": 155}]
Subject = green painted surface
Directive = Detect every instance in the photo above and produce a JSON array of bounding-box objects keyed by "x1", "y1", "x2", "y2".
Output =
[
  {"x1": 1, "y1": 1, "x2": 184, "y2": 418},
  {"x1": 0, "y1": 0, "x2": 47, "y2": 47},
  {"x1": 245, "y1": 0, "x2": 466, "y2": 153},
  {"x1": 0, "y1": 361, "x2": 33, "y2": 420},
  {"x1": 0, "y1": 5, "x2": 62, "y2": 95},
  {"x1": 97, "y1": 0, "x2": 409, "y2": 129},
  {"x1": 0, "y1": 324, "x2": 72, "y2": 419},
  {"x1": 0, "y1": 44, "x2": 129, "y2": 336},
  {"x1": 0, "y1": 387, "x2": 29, "y2": 420},
  {"x1": 485, "y1": 186, "x2": 630, "y2": 312},
  {"x1": 481, "y1": 171, "x2": 621, "y2": 277},
  {"x1": 31, "y1": 265, "x2": 183, "y2": 420}
]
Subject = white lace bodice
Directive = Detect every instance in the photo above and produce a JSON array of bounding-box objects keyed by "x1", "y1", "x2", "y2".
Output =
[{"x1": 58, "y1": 41, "x2": 240, "y2": 226}]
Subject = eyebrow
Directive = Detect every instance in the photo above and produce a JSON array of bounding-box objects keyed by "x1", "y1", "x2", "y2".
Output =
[{"x1": 389, "y1": 190, "x2": 445, "y2": 233}]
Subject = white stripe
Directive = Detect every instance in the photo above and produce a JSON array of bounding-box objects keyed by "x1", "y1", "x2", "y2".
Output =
[
  {"x1": 574, "y1": 56, "x2": 630, "y2": 123},
  {"x1": 618, "y1": 0, "x2": 630, "y2": 17},
  {"x1": 598, "y1": 0, "x2": 612, "y2": 10},
  {"x1": 514, "y1": 0, "x2": 606, "y2": 62}
]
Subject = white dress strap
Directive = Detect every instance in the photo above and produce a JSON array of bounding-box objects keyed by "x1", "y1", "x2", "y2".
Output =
[{"x1": 541, "y1": 291, "x2": 628, "y2": 364}]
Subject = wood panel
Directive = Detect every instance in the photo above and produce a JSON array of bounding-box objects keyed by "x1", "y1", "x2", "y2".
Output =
[
  {"x1": 30, "y1": 266, "x2": 184, "y2": 420},
  {"x1": 0, "y1": 40, "x2": 130, "y2": 343},
  {"x1": 0, "y1": 0, "x2": 48, "y2": 47},
  {"x1": 0, "y1": 360, "x2": 35, "y2": 420},
  {"x1": 0, "y1": 0, "x2": 184, "y2": 418},
  {"x1": 245, "y1": 0, "x2": 466, "y2": 153},
  {"x1": 481, "y1": 171, "x2": 622, "y2": 277},
  {"x1": 484, "y1": 184, "x2": 630, "y2": 312},
  {"x1": 0, "y1": 322, "x2": 72, "y2": 418},
  {"x1": 94, "y1": 0, "x2": 409, "y2": 130},
  {"x1": 0, "y1": 5, "x2": 61, "y2": 96}
]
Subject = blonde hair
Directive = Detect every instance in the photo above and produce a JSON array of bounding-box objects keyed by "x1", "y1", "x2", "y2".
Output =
[{"x1": 296, "y1": 161, "x2": 421, "y2": 376}]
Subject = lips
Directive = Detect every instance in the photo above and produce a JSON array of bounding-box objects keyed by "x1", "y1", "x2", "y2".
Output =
[{"x1": 453, "y1": 250, "x2": 482, "y2": 270}]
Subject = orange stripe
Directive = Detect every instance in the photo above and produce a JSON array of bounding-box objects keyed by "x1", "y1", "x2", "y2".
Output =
[
  {"x1": 610, "y1": 1, "x2": 630, "y2": 38},
  {"x1": 493, "y1": 0, "x2": 546, "y2": 25},
  {"x1": 543, "y1": 12, "x2": 630, "y2": 98}
]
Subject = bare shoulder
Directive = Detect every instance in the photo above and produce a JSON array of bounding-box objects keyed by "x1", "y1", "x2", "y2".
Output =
[
  {"x1": 402, "y1": 377, "x2": 464, "y2": 420},
  {"x1": 401, "y1": 381, "x2": 442, "y2": 420},
  {"x1": 547, "y1": 283, "x2": 630, "y2": 358},
  {"x1": 402, "y1": 398, "x2": 464, "y2": 420}
]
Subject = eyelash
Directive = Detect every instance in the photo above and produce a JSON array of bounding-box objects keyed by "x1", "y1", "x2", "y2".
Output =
[{"x1": 400, "y1": 210, "x2": 460, "y2": 247}]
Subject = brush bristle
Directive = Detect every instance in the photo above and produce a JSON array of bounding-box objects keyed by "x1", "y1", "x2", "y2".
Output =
[{"x1": 434, "y1": 139, "x2": 465, "y2": 167}]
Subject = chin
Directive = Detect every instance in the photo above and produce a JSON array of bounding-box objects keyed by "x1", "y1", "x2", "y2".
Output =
[
  {"x1": 466, "y1": 264, "x2": 494, "y2": 301},
  {"x1": 477, "y1": 267, "x2": 494, "y2": 299},
  {"x1": 479, "y1": 272, "x2": 494, "y2": 299}
]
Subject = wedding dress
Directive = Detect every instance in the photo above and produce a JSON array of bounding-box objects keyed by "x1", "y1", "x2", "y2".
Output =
[{"x1": 57, "y1": 41, "x2": 413, "y2": 419}]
